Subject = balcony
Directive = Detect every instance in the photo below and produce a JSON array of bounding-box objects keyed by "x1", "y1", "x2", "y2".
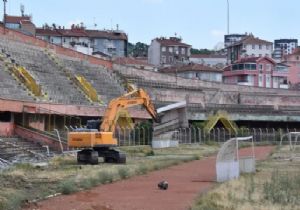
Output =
[{"x1": 232, "y1": 63, "x2": 256, "y2": 71}]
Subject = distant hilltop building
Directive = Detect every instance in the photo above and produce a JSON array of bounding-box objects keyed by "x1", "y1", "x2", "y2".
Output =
[
  {"x1": 189, "y1": 54, "x2": 227, "y2": 69},
  {"x1": 36, "y1": 25, "x2": 128, "y2": 57},
  {"x1": 226, "y1": 34, "x2": 273, "y2": 64},
  {"x1": 273, "y1": 39, "x2": 298, "y2": 62},
  {"x1": 224, "y1": 33, "x2": 247, "y2": 48},
  {"x1": 4, "y1": 14, "x2": 36, "y2": 36},
  {"x1": 148, "y1": 37, "x2": 191, "y2": 67},
  {"x1": 4, "y1": 14, "x2": 128, "y2": 58},
  {"x1": 223, "y1": 56, "x2": 289, "y2": 89}
]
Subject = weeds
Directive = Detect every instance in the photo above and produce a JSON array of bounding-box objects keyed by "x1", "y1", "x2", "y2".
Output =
[
  {"x1": 59, "y1": 179, "x2": 78, "y2": 195},
  {"x1": 263, "y1": 171, "x2": 300, "y2": 205},
  {"x1": 0, "y1": 145, "x2": 219, "y2": 210},
  {"x1": 0, "y1": 191, "x2": 26, "y2": 210},
  {"x1": 118, "y1": 167, "x2": 130, "y2": 179},
  {"x1": 97, "y1": 171, "x2": 113, "y2": 184},
  {"x1": 137, "y1": 164, "x2": 148, "y2": 175}
]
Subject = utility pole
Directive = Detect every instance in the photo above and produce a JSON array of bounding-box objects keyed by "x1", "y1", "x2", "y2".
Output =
[
  {"x1": 227, "y1": 0, "x2": 230, "y2": 35},
  {"x1": 3, "y1": 0, "x2": 7, "y2": 34}
]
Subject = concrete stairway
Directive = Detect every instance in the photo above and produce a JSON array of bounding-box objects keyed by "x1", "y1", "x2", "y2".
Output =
[
  {"x1": 0, "y1": 137, "x2": 51, "y2": 164},
  {"x1": 0, "y1": 60, "x2": 35, "y2": 101},
  {"x1": 0, "y1": 37, "x2": 90, "y2": 105}
]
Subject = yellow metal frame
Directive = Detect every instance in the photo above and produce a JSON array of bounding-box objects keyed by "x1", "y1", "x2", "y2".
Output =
[
  {"x1": 45, "y1": 50, "x2": 102, "y2": 104},
  {"x1": 75, "y1": 74, "x2": 100, "y2": 103},
  {"x1": 204, "y1": 110, "x2": 238, "y2": 134},
  {"x1": 11, "y1": 66, "x2": 42, "y2": 97}
]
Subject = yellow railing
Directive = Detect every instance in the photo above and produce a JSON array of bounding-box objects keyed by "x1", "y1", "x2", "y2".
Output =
[
  {"x1": 45, "y1": 50, "x2": 102, "y2": 104},
  {"x1": 204, "y1": 110, "x2": 238, "y2": 134},
  {"x1": 10, "y1": 65, "x2": 42, "y2": 97},
  {"x1": 75, "y1": 74, "x2": 100, "y2": 103}
]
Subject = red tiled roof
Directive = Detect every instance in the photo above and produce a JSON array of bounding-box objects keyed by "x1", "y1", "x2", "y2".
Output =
[
  {"x1": 230, "y1": 35, "x2": 272, "y2": 47},
  {"x1": 20, "y1": 20, "x2": 35, "y2": 26},
  {"x1": 5, "y1": 15, "x2": 31, "y2": 24},
  {"x1": 86, "y1": 30, "x2": 127, "y2": 40},
  {"x1": 155, "y1": 38, "x2": 191, "y2": 47},
  {"x1": 160, "y1": 63, "x2": 221, "y2": 73},
  {"x1": 57, "y1": 29, "x2": 88, "y2": 37},
  {"x1": 36, "y1": 28, "x2": 61, "y2": 36},
  {"x1": 36, "y1": 28, "x2": 128, "y2": 40},
  {"x1": 234, "y1": 56, "x2": 276, "y2": 64},
  {"x1": 190, "y1": 54, "x2": 226, "y2": 59}
]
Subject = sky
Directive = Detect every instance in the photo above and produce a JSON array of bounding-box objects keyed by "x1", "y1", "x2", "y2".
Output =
[{"x1": 2, "y1": 0, "x2": 300, "y2": 49}]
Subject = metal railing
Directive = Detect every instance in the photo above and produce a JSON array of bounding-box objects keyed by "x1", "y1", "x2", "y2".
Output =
[
  {"x1": 51, "y1": 126, "x2": 296, "y2": 148},
  {"x1": 75, "y1": 74, "x2": 101, "y2": 103}
]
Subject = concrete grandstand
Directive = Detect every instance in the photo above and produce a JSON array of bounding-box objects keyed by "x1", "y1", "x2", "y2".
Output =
[{"x1": 1, "y1": 25, "x2": 300, "y2": 151}]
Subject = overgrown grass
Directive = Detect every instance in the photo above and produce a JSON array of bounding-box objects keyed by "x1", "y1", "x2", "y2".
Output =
[
  {"x1": 59, "y1": 179, "x2": 77, "y2": 195},
  {"x1": 0, "y1": 144, "x2": 219, "y2": 210},
  {"x1": 191, "y1": 145, "x2": 300, "y2": 210},
  {"x1": 263, "y1": 171, "x2": 300, "y2": 205}
]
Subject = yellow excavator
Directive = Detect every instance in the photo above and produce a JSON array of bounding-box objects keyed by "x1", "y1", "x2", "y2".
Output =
[{"x1": 68, "y1": 88, "x2": 159, "y2": 164}]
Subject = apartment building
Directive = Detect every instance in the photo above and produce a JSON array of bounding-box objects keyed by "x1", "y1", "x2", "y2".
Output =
[
  {"x1": 227, "y1": 35, "x2": 273, "y2": 64},
  {"x1": 148, "y1": 37, "x2": 191, "y2": 67},
  {"x1": 223, "y1": 57, "x2": 288, "y2": 89}
]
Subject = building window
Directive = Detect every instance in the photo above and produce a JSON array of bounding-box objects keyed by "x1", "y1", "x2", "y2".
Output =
[
  {"x1": 162, "y1": 47, "x2": 166, "y2": 52},
  {"x1": 266, "y1": 45, "x2": 269, "y2": 50},
  {"x1": 259, "y1": 45, "x2": 262, "y2": 49},
  {"x1": 169, "y1": 56, "x2": 174, "y2": 63},
  {"x1": 259, "y1": 64, "x2": 263, "y2": 71},
  {"x1": 259, "y1": 54, "x2": 262, "y2": 57},
  {"x1": 181, "y1": 48, "x2": 186, "y2": 54},
  {"x1": 265, "y1": 54, "x2": 269, "y2": 57},
  {"x1": 297, "y1": 56, "x2": 299, "y2": 60},
  {"x1": 252, "y1": 53, "x2": 255, "y2": 57},
  {"x1": 252, "y1": 44, "x2": 255, "y2": 49},
  {"x1": 169, "y1": 47, "x2": 173, "y2": 53},
  {"x1": 161, "y1": 56, "x2": 166, "y2": 64},
  {"x1": 266, "y1": 64, "x2": 271, "y2": 71}
]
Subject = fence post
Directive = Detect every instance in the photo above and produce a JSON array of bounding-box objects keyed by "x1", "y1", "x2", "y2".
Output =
[
  {"x1": 189, "y1": 127, "x2": 192, "y2": 144},
  {"x1": 252, "y1": 128, "x2": 256, "y2": 142},
  {"x1": 272, "y1": 128, "x2": 275, "y2": 143},
  {"x1": 122, "y1": 128, "x2": 126, "y2": 146},
  {"x1": 217, "y1": 128, "x2": 220, "y2": 143},
  {"x1": 141, "y1": 127, "x2": 145, "y2": 145},
  {"x1": 222, "y1": 128, "x2": 226, "y2": 142},
  {"x1": 258, "y1": 128, "x2": 262, "y2": 142},
  {"x1": 198, "y1": 128, "x2": 201, "y2": 144},
  {"x1": 266, "y1": 128, "x2": 269, "y2": 143}
]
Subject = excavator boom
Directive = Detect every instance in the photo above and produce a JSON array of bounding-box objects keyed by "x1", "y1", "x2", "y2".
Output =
[{"x1": 68, "y1": 88, "x2": 158, "y2": 164}]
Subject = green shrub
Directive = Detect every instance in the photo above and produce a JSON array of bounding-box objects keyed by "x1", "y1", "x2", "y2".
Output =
[
  {"x1": 138, "y1": 165, "x2": 148, "y2": 174},
  {"x1": 97, "y1": 171, "x2": 113, "y2": 184},
  {"x1": 0, "y1": 191, "x2": 26, "y2": 210},
  {"x1": 59, "y1": 179, "x2": 77, "y2": 195},
  {"x1": 118, "y1": 167, "x2": 130, "y2": 179}
]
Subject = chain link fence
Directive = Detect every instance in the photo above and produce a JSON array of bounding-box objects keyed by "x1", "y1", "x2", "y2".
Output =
[{"x1": 53, "y1": 126, "x2": 297, "y2": 147}]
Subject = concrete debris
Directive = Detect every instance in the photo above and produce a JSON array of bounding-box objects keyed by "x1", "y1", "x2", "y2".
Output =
[
  {"x1": 0, "y1": 137, "x2": 54, "y2": 170},
  {"x1": 158, "y1": 180, "x2": 169, "y2": 190}
]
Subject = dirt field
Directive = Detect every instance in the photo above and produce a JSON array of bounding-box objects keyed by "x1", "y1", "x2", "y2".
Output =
[{"x1": 24, "y1": 146, "x2": 274, "y2": 210}]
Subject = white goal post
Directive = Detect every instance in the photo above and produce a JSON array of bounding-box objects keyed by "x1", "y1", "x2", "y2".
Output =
[{"x1": 216, "y1": 136, "x2": 255, "y2": 182}]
